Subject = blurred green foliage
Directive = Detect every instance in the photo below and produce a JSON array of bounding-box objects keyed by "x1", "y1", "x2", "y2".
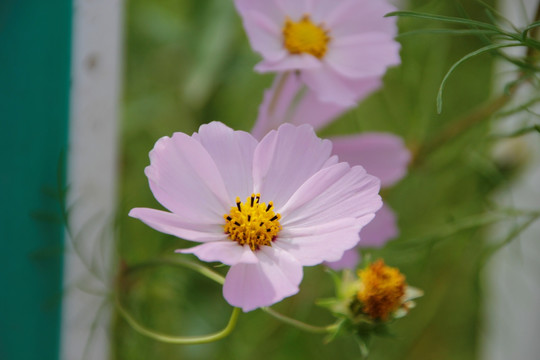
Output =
[{"x1": 114, "y1": 0, "x2": 521, "y2": 359}]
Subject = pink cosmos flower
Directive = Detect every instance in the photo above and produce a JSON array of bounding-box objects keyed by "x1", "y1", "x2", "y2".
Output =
[
  {"x1": 129, "y1": 121, "x2": 382, "y2": 311},
  {"x1": 234, "y1": 0, "x2": 400, "y2": 106}
]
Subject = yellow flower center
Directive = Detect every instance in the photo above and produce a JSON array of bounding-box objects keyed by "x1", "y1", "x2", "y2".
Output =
[
  {"x1": 223, "y1": 193, "x2": 282, "y2": 251},
  {"x1": 282, "y1": 15, "x2": 330, "y2": 58},
  {"x1": 356, "y1": 259, "x2": 406, "y2": 320}
]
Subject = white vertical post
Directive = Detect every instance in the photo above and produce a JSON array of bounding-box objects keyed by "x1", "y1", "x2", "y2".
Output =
[
  {"x1": 61, "y1": 0, "x2": 123, "y2": 359},
  {"x1": 481, "y1": 1, "x2": 540, "y2": 359}
]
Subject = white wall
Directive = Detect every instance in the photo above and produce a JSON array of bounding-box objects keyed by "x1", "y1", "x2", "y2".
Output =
[
  {"x1": 61, "y1": 0, "x2": 123, "y2": 359},
  {"x1": 481, "y1": 1, "x2": 540, "y2": 359}
]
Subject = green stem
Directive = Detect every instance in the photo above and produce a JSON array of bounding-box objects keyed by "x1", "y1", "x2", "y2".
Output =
[
  {"x1": 261, "y1": 307, "x2": 339, "y2": 334},
  {"x1": 116, "y1": 296, "x2": 241, "y2": 344},
  {"x1": 116, "y1": 258, "x2": 235, "y2": 344},
  {"x1": 124, "y1": 258, "x2": 225, "y2": 285}
]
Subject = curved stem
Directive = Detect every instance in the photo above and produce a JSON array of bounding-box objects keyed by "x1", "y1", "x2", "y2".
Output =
[
  {"x1": 116, "y1": 296, "x2": 241, "y2": 344},
  {"x1": 261, "y1": 307, "x2": 339, "y2": 334},
  {"x1": 116, "y1": 258, "x2": 234, "y2": 344},
  {"x1": 124, "y1": 258, "x2": 225, "y2": 285}
]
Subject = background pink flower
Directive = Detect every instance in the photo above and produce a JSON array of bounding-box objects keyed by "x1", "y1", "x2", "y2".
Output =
[
  {"x1": 130, "y1": 122, "x2": 382, "y2": 311},
  {"x1": 234, "y1": 0, "x2": 400, "y2": 106}
]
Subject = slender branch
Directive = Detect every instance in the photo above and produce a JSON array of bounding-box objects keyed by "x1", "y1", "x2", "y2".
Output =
[{"x1": 261, "y1": 307, "x2": 339, "y2": 334}]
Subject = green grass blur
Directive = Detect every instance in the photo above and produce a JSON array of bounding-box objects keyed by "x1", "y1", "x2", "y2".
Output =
[{"x1": 115, "y1": 0, "x2": 510, "y2": 359}]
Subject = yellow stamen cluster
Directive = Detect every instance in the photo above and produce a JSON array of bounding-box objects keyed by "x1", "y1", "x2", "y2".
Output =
[
  {"x1": 223, "y1": 193, "x2": 281, "y2": 251},
  {"x1": 356, "y1": 259, "x2": 406, "y2": 320},
  {"x1": 282, "y1": 15, "x2": 330, "y2": 58}
]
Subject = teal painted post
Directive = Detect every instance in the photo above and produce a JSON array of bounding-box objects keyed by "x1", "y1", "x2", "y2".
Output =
[{"x1": 0, "y1": 1, "x2": 72, "y2": 359}]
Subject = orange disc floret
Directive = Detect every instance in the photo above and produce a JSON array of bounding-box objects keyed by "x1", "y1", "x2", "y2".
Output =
[
  {"x1": 356, "y1": 259, "x2": 406, "y2": 320},
  {"x1": 282, "y1": 15, "x2": 330, "y2": 58}
]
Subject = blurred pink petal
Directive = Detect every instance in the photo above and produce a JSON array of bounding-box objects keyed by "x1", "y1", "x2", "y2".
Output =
[
  {"x1": 325, "y1": 248, "x2": 359, "y2": 271},
  {"x1": 326, "y1": 34, "x2": 400, "y2": 78},
  {"x1": 358, "y1": 204, "x2": 398, "y2": 248},
  {"x1": 130, "y1": 122, "x2": 382, "y2": 311},
  {"x1": 325, "y1": 204, "x2": 398, "y2": 270},
  {"x1": 331, "y1": 133, "x2": 411, "y2": 187}
]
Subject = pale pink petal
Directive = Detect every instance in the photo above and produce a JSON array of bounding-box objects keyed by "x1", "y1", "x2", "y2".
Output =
[
  {"x1": 178, "y1": 242, "x2": 258, "y2": 265},
  {"x1": 301, "y1": 65, "x2": 359, "y2": 106},
  {"x1": 193, "y1": 122, "x2": 257, "y2": 203},
  {"x1": 359, "y1": 203, "x2": 398, "y2": 248},
  {"x1": 326, "y1": 33, "x2": 401, "y2": 78},
  {"x1": 241, "y1": 10, "x2": 287, "y2": 62},
  {"x1": 310, "y1": 0, "x2": 344, "y2": 24},
  {"x1": 280, "y1": 164, "x2": 381, "y2": 227},
  {"x1": 323, "y1": 0, "x2": 397, "y2": 37},
  {"x1": 145, "y1": 132, "x2": 231, "y2": 222},
  {"x1": 251, "y1": 74, "x2": 303, "y2": 140},
  {"x1": 255, "y1": 54, "x2": 321, "y2": 73},
  {"x1": 274, "y1": 0, "x2": 308, "y2": 20},
  {"x1": 330, "y1": 133, "x2": 410, "y2": 187},
  {"x1": 276, "y1": 218, "x2": 364, "y2": 266},
  {"x1": 234, "y1": 0, "x2": 284, "y2": 22},
  {"x1": 279, "y1": 162, "x2": 349, "y2": 217},
  {"x1": 325, "y1": 248, "x2": 359, "y2": 270},
  {"x1": 223, "y1": 246, "x2": 302, "y2": 311},
  {"x1": 323, "y1": 155, "x2": 339, "y2": 168},
  {"x1": 129, "y1": 208, "x2": 226, "y2": 242},
  {"x1": 253, "y1": 123, "x2": 333, "y2": 210}
]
